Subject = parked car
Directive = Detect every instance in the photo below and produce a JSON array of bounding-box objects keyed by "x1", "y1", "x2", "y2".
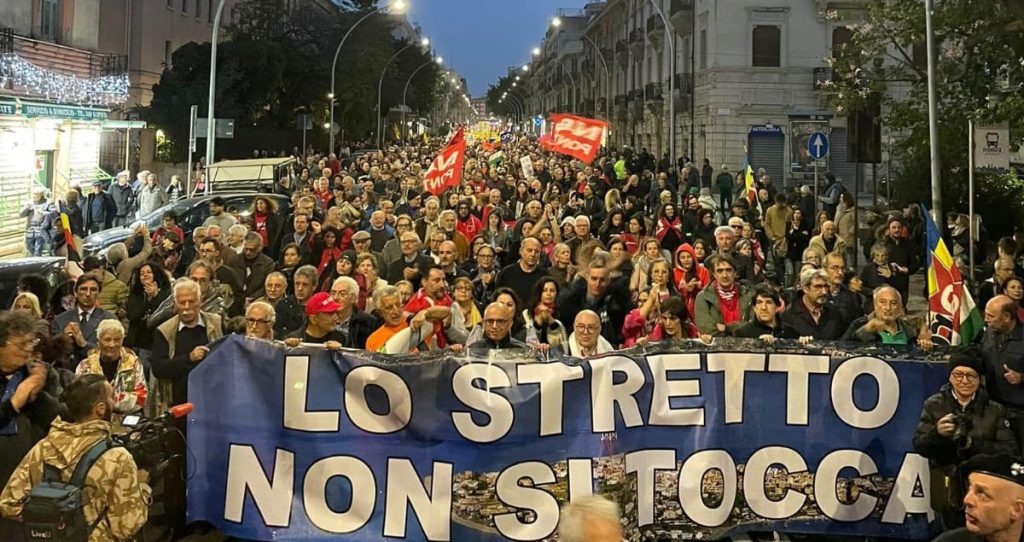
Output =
[
  {"x1": 81, "y1": 192, "x2": 292, "y2": 256},
  {"x1": 0, "y1": 257, "x2": 75, "y2": 315}
]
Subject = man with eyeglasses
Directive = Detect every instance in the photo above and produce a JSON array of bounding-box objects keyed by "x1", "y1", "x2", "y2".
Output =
[
  {"x1": 567, "y1": 310, "x2": 613, "y2": 357},
  {"x1": 244, "y1": 301, "x2": 276, "y2": 341},
  {"x1": 694, "y1": 254, "x2": 754, "y2": 336},
  {"x1": 53, "y1": 275, "x2": 117, "y2": 360},
  {"x1": 283, "y1": 293, "x2": 346, "y2": 350},
  {"x1": 981, "y1": 295, "x2": 1024, "y2": 454},
  {"x1": 381, "y1": 215, "x2": 414, "y2": 265},
  {"x1": 781, "y1": 268, "x2": 844, "y2": 340},
  {"x1": 386, "y1": 232, "x2": 431, "y2": 289},
  {"x1": 467, "y1": 303, "x2": 527, "y2": 350},
  {"x1": 471, "y1": 244, "x2": 500, "y2": 305},
  {"x1": 0, "y1": 311, "x2": 61, "y2": 492},
  {"x1": 913, "y1": 350, "x2": 1018, "y2": 528},
  {"x1": 843, "y1": 286, "x2": 932, "y2": 349},
  {"x1": 198, "y1": 238, "x2": 244, "y2": 317},
  {"x1": 823, "y1": 252, "x2": 864, "y2": 331},
  {"x1": 329, "y1": 276, "x2": 379, "y2": 349}
]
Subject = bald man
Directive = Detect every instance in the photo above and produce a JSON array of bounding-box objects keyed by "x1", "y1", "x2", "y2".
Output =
[
  {"x1": 982, "y1": 295, "x2": 1024, "y2": 449},
  {"x1": 932, "y1": 453, "x2": 1024, "y2": 541},
  {"x1": 468, "y1": 302, "x2": 526, "y2": 350}
]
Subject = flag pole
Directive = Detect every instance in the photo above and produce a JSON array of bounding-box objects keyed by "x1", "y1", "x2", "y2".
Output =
[{"x1": 968, "y1": 118, "x2": 975, "y2": 284}]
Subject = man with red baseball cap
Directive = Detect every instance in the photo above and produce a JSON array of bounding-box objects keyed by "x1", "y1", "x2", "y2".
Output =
[{"x1": 283, "y1": 292, "x2": 346, "y2": 350}]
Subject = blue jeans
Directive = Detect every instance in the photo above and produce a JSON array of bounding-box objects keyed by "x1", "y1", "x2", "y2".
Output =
[{"x1": 25, "y1": 232, "x2": 47, "y2": 256}]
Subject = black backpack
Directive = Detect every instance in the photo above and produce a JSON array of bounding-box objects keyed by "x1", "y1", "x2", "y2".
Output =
[{"x1": 21, "y1": 439, "x2": 111, "y2": 541}]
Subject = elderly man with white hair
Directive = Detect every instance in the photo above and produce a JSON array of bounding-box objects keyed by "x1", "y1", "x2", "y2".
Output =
[
  {"x1": 244, "y1": 301, "x2": 276, "y2": 340},
  {"x1": 567, "y1": 310, "x2": 614, "y2": 357},
  {"x1": 842, "y1": 285, "x2": 932, "y2": 349},
  {"x1": 328, "y1": 276, "x2": 379, "y2": 349},
  {"x1": 150, "y1": 278, "x2": 224, "y2": 415},
  {"x1": 558, "y1": 495, "x2": 622, "y2": 542},
  {"x1": 74, "y1": 319, "x2": 148, "y2": 419},
  {"x1": 137, "y1": 172, "x2": 168, "y2": 216}
]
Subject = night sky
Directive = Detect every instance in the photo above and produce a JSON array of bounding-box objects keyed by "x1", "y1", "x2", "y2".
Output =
[{"x1": 408, "y1": 0, "x2": 593, "y2": 98}]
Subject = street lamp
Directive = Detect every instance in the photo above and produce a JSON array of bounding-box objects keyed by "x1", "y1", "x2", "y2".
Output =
[
  {"x1": 532, "y1": 47, "x2": 541, "y2": 57},
  {"x1": 551, "y1": 16, "x2": 562, "y2": 28},
  {"x1": 329, "y1": 0, "x2": 409, "y2": 153},
  {"x1": 549, "y1": 18, "x2": 610, "y2": 119},
  {"x1": 402, "y1": 55, "x2": 443, "y2": 141},
  {"x1": 377, "y1": 37, "x2": 430, "y2": 149},
  {"x1": 643, "y1": 0, "x2": 676, "y2": 162},
  {"x1": 204, "y1": 0, "x2": 229, "y2": 188},
  {"x1": 522, "y1": 64, "x2": 529, "y2": 72}
]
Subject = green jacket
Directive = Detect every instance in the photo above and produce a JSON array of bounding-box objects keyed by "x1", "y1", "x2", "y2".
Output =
[
  {"x1": 715, "y1": 172, "x2": 734, "y2": 193},
  {"x1": 693, "y1": 283, "x2": 754, "y2": 336}
]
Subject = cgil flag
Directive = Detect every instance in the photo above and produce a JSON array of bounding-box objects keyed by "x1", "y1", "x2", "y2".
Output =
[
  {"x1": 924, "y1": 205, "x2": 984, "y2": 345},
  {"x1": 539, "y1": 113, "x2": 607, "y2": 164}
]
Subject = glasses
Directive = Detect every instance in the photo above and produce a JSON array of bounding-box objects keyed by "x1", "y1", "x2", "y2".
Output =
[
  {"x1": 714, "y1": 268, "x2": 735, "y2": 274},
  {"x1": 454, "y1": 286, "x2": 473, "y2": 292},
  {"x1": 483, "y1": 318, "x2": 510, "y2": 327},
  {"x1": 950, "y1": 372, "x2": 979, "y2": 383},
  {"x1": 246, "y1": 317, "x2": 272, "y2": 327},
  {"x1": 7, "y1": 337, "x2": 40, "y2": 351},
  {"x1": 574, "y1": 324, "x2": 599, "y2": 333}
]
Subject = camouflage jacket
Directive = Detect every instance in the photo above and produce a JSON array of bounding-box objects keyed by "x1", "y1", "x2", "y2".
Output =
[{"x1": 0, "y1": 418, "x2": 151, "y2": 541}]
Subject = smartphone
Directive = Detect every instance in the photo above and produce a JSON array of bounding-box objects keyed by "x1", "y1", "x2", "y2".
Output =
[{"x1": 122, "y1": 414, "x2": 142, "y2": 427}]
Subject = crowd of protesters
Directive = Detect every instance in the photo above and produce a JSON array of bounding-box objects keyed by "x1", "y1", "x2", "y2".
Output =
[{"x1": 5, "y1": 133, "x2": 1024, "y2": 541}]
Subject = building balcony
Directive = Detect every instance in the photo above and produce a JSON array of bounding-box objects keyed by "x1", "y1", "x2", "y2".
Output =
[
  {"x1": 628, "y1": 29, "x2": 645, "y2": 57},
  {"x1": 613, "y1": 94, "x2": 627, "y2": 106},
  {"x1": 0, "y1": 26, "x2": 128, "y2": 107},
  {"x1": 580, "y1": 98, "x2": 595, "y2": 116},
  {"x1": 670, "y1": 0, "x2": 695, "y2": 33},
  {"x1": 647, "y1": 15, "x2": 666, "y2": 50},
  {"x1": 644, "y1": 82, "x2": 663, "y2": 101},
  {"x1": 672, "y1": 74, "x2": 693, "y2": 112},
  {"x1": 615, "y1": 40, "x2": 630, "y2": 68}
]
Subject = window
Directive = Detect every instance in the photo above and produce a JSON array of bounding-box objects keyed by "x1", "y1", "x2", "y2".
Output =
[
  {"x1": 167, "y1": 0, "x2": 174, "y2": 7},
  {"x1": 40, "y1": 0, "x2": 59, "y2": 41},
  {"x1": 208, "y1": 0, "x2": 214, "y2": 23},
  {"x1": 195, "y1": 0, "x2": 201, "y2": 18},
  {"x1": 699, "y1": 28, "x2": 707, "y2": 70},
  {"x1": 181, "y1": 0, "x2": 188, "y2": 14},
  {"x1": 164, "y1": 40, "x2": 172, "y2": 69},
  {"x1": 752, "y1": 25, "x2": 781, "y2": 67},
  {"x1": 831, "y1": 27, "x2": 854, "y2": 61}
]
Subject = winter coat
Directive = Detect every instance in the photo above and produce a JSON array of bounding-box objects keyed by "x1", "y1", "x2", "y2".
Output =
[
  {"x1": 109, "y1": 182, "x2": 136, "y2": 218},
  {"x1": 136, "y1": 183, "x2": 168, "y2": 216},
  {"x1": 913, "y1": 384, "x2": 1018, "y2": 468},
  {"x1": 20, "y1": 199, "x2": 54, "y2": 234},
  {"x1": 95, "y1": 269, "x2": 128, "y2": 314},
  {"x1": 75, "y1": 348, "x2": 147, "y2": 418},
  {"x1": 84, "y1": 191, "x2": 116, "y2": 231},
  {"x1": 0, "y1": 418, "x2": 151, "y2": 541},
  {"x1": 693, "y1": 282, "x2": 754, "y2": 336}
]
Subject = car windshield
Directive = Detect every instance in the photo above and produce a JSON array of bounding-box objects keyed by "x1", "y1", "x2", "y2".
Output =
[{"x1": 140, "y1": 201, "x2": 192, "y2": 229}]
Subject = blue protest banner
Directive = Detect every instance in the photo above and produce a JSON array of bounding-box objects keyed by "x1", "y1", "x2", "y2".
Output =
[{"x1": 187, "y1": 336, "x2": 946, "y2": 541}]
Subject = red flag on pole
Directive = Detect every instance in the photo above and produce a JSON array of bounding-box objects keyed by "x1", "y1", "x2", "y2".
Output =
[
  {"x1": 423, "y1": 128, "x2": 466, "y2": 196},
  {"x1": 539, "y1": 113, "x2": 607, "y2": 164}
]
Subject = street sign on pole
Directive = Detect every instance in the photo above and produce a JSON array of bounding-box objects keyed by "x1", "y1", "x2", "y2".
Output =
[
  {"x1": 808, "y1": 131, "x2": 829, "y2": 220},
  {"x1": 807, "y1": 131, "x2": 829, "y2": 160},
  {"x1": 195, "y1": 118, "x2": 235, "y2": 139}
]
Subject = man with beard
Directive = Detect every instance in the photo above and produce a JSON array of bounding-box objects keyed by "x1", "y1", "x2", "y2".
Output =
[
  {"x1": 843, "y1": 286, "x2": 932, "y2": 348},
  {"x1": 437, "y1": 210, "x2": 470, "y2": 260},
  {"x1": 202, "y1": 196, "x2": 236, "y2": 232},
  {"x1": 731, "y1": 284, "x2": 805, "y2": 342},
  {"x1": 0, "y1": 375, "x2": 151, "y2": 542},
  {"x1": 782, "y1": 268, "x2": 844, "y2": 340},
  {"x1": 456, "y1": 200, "x2": 483, "y2": 241},
  {"x1": 415, "y1": 196, "x2": 441, "y2": 243},
  {"x1": 241, "y1": 233, "x2": 275, "y2": 302},
  {"x1": 694, "y1": 254, "x2": 754, "y2": 336}
]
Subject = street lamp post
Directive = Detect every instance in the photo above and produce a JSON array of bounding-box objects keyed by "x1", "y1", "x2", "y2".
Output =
[
  {"x1": 378, "y1": 38, "x2": 430, "y2": 149},
  {"x1": 329, "y1": 0, "x2": 407, "y2": 154},
  {"x1": 402, "y1": 56, "x2": 443, "y2": 142},
  {"x1": 551, "y1": 18, "x2": 611, "y2": 120},
  {"x1": 924, "y1": 0, "x2": 943, "y2": 230},
  {"x1": 559, "y1": 61, "x2": 578, "y2": 114},
  {"x1": 204, "y1": 0, "x2": 228, "y2": 192}
]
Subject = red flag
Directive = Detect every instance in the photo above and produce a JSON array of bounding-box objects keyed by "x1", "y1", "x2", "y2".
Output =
[
  {"x1": 423, "y1": 128, "x2": 466, "y2": 196},
  {"x1": 539, "y1": 113, "x2": 607, "y2": 164}
]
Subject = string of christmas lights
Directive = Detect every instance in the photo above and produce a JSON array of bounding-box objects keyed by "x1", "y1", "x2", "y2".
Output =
[{"x1": 0, "y1": 53, "x2": 128, "y2": 106}]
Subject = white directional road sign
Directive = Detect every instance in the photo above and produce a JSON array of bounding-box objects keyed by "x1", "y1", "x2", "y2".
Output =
[{"x1": 808, "y1": 131, "x2": 829, "y2": 160}]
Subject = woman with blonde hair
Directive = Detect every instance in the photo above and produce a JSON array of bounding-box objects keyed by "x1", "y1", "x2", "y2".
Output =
[{"x1": 11, "y1": 291, "x2": 43, "y2": 319}]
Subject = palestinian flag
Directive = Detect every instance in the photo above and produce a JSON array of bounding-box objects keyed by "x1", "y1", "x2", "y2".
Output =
[{"x1": 924, "y1": 205, "x2": 983, "y2": 345}]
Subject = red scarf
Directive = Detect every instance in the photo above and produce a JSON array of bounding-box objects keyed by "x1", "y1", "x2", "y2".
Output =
[
  {"x1": 715, "y1": 281, "x2": 741, "y2": 325},
  {"x1": 253, "y1": 213, "x2": 269, "y2": 248},
  {"x1": 404, "y1": 289, "x2": 454, "y2": 349},
  {"x1": 656, "y1": 216, "x2": 682, "y2": 243}
]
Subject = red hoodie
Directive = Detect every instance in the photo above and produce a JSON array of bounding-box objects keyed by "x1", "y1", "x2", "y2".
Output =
[{"x1": 673, "y1": 243, "x2": 711, "y2": 317}]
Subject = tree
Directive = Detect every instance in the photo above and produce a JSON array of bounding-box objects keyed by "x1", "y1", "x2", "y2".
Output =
[
  {"x1": 485, "y1": 74, "x2": 517, "y2": 119},
  {"x1": 826, "y1": 0, "x2": 1024, "y2": 235}
]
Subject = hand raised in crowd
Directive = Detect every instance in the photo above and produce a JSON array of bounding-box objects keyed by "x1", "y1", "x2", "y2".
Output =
[
  {"x1": 402, "y1": 266, "x2": 420, "y2": 281},
  {"x1": 189, "y1": 345, "x2": 210, "y2": 363},
  {"x1": 936, "y1": 413, "x2": 958, "y2": 438},
  {"x1": 1004, "y1": 364, "x2": 1022, "y2": 385},
  {"x1": 877, "y1": 264, "x2": 893, "y2": 278},
  {"x1": 63, "y1": 321, "x2": 87, "y2": 348},
  {"x1": 11, "y1": 363, "x2": 46, "y2": 411}
]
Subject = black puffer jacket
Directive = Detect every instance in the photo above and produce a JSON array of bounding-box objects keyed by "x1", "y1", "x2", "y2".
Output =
[{"x1": 913, "y1": 384, "x2": 1018, "y2": 468}]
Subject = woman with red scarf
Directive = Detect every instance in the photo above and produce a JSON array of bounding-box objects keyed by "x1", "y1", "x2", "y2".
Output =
[
  {"x1": 673, "y1": 243, "x2": 710, "y2": 317},
  {"x1": 315, "y1": 226, "x2": 344, "y2": 275},
  {"x1": 620, "y1": 215, "x2": 645, "y2": 256},
  {"x1": 248, "y1": 197, "x2": 282, "y2": 255},
  {"x1": 655, "y1": 203, "x2": 684, "y2": 255}
]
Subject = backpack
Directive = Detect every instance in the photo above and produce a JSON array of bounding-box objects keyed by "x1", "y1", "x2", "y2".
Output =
[{"x1": 21, "y1": 439, "x2": 111, "y2": 541}]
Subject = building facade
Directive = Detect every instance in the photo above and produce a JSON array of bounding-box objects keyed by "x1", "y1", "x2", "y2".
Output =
[
  {"x1": 0, "y1": 0, "x2": 128, "y2": 257},
  {"x1": 528, "y1": 0, "x2": 870, "y2": 189}
]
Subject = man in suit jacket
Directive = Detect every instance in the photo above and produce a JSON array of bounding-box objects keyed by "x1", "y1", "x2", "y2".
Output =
[
  {"x1": 241, "y1": 232, "x2": 276, "y2": 301},
  {"x1": 277, "y1": 212, "x2": 316, "y2": 263},
  {"x1": 52, "y1": 274, "x2": 117, "y2": 360}
]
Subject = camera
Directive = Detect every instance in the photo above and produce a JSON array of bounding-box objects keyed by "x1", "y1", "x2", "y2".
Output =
[
  {"x1": 951, "y1": 413, "x2": 973, "y2": 445},
  {"x1": 113, "y1": 403, "x2": 192, "y2": 472}
]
